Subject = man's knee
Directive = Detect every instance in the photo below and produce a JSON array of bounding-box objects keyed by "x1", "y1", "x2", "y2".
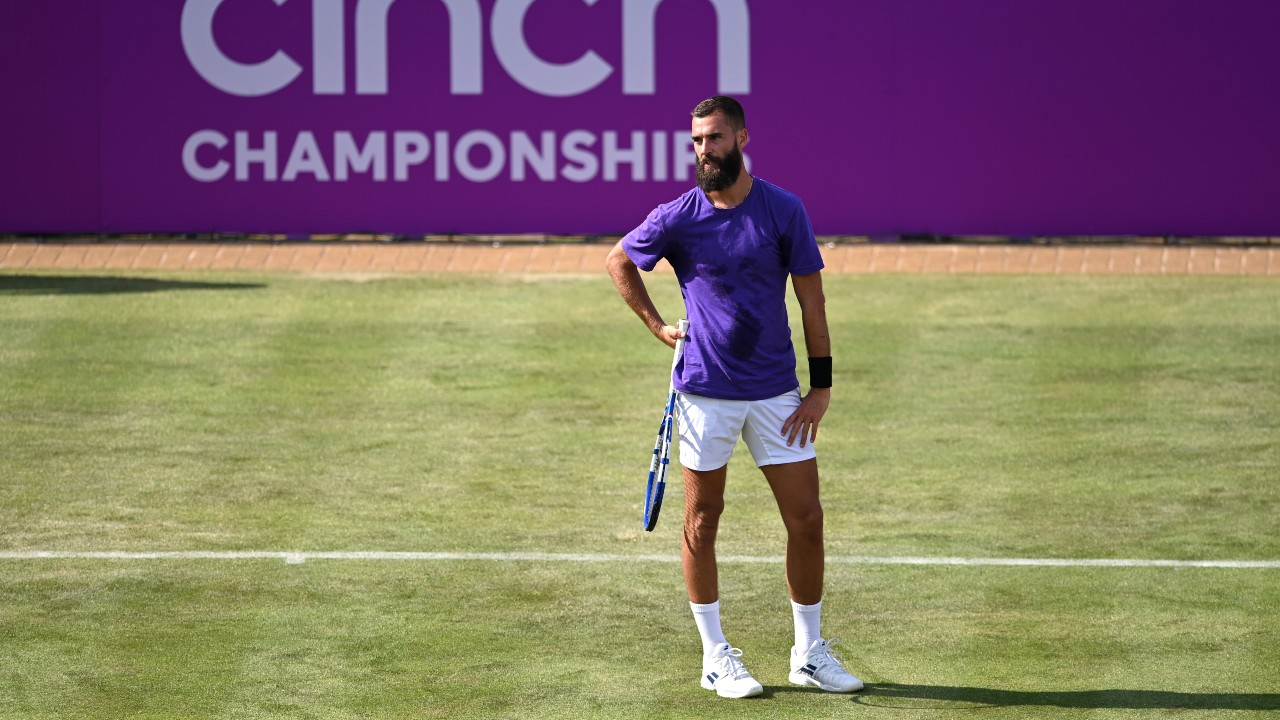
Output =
[
  {"x1": 684, "y1": 495, "x2": 724, "y2": 534},
  {"x1": 682, "y1": 466, "x2": 727, "y2": 544},
  {"x1": 785, "y1": 503, "x2": 824, "y2": 544}
]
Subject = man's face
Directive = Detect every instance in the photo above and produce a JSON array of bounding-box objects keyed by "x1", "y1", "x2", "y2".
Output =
[{"x1": 692, "y1": 112, "x2": 747, "y2": 192}]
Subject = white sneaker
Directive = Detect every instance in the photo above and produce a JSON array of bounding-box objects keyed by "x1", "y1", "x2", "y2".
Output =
[
  {"x1": 789, "y1": 638, "x2": 864, "y2": 693},
  {"x1": 700, "y1": 643, "x2": 764, "y2": 698}
]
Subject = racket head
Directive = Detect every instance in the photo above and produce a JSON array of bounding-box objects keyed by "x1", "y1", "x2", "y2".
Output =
[
  {"x1": 642, "y1": 414, "x2": 672, "y2": 531},
  {"x1": 642, "y1": 476, "x2": 664, "y2": 531},
  {"x1": 642, "y1": 320, "x2": 688, "y2": 532}
]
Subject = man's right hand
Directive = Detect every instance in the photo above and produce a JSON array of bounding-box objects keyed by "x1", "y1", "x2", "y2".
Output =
[{"x1": 658, "y1": 323, "x2": 686, "y2": 349}]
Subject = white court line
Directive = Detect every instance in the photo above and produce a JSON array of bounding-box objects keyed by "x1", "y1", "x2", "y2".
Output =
[{"x1": 0, "y1": 550, "x2": 1277, "y2": 568}]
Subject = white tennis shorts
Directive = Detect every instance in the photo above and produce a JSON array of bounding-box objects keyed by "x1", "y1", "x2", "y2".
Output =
[{"x1": 675, "y1": 389, "x2": 817, "y2": 471}]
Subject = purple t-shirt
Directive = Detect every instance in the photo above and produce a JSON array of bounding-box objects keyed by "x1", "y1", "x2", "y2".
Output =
[{"x1": 622, "y1": 176, "x2": 824, "y2": 401}]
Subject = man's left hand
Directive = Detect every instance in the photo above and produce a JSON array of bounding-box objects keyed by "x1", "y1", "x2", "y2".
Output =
[{"x1": 782, "y1": 387, "x2": 831, "y2": 448}]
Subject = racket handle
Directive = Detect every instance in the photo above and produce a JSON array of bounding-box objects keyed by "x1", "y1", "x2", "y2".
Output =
[
  {"x1": 668, "y1": 318, "x2": 689, "y2": 390},
  {"x1": 672, "y1": 318, "x2": 689, "y2": 360}
]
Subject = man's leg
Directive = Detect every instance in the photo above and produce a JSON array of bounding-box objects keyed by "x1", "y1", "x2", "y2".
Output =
[
  {"x1": 763, "y1": 458, "x2": 862, "y2": 693},
  {"x1": 761, "y1": 458, "x2": 824, "y2": 605},
  {"x1": 684, "y1": 463, "x2": 762, "y2": 698},
  {"x1": 762, "y1": 458, "x2": 826, "y2": 659},
  {"x1": 682, "y1": 464, "x2": 727, "y2": 605}
]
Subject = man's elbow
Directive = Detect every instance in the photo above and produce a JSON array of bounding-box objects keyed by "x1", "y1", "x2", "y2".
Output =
[{"x1": 605, "y1": 243, "x2": 633, "y2": 274}]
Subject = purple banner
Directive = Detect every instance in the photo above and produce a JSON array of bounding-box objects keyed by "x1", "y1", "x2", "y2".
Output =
[
  {"x1": 0, "y1": 0, "x2": 100, "y2": 231},
  {"x1": 3, "y1": 1, "x2": 1280, "y2": 236}
]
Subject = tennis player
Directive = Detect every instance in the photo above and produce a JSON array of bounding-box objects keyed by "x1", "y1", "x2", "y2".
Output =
[{"x1": 606, "y1": 96, "x2": 862, "y2": 698}]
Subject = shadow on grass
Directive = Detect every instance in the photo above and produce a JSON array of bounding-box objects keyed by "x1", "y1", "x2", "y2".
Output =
[
  {"x1": 851, "y1": 684, "x2": 1280, "y2": 710},
  {"x1": 0, "y1": 275, "x2": 266, "y2": 295}
]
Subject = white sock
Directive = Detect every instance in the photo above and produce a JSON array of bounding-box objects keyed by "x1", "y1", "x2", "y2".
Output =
[
  {"x1": 690, "y1": 600, "x2": 728, "y2": 658},
  {"x1": 791, "y1": 599, "x2": 823, "y2": 653}
]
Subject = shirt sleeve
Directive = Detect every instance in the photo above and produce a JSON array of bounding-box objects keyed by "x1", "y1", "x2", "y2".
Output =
[
  {"x1": 782, "y1": 199, "x2": 824, "y2": 275},
  {"x1": 620, "y1": 205, "x2": 670, "y2": 272}
]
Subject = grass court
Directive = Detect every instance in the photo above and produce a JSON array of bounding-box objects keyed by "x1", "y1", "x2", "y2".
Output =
[{"x1": 1, "y1": 268, "x2": 1278, "y2": 718}]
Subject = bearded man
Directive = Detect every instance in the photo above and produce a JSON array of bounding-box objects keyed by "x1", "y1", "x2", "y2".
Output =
[{"x1": 605, "y1": 95, "x2": 862, "y2": 699}]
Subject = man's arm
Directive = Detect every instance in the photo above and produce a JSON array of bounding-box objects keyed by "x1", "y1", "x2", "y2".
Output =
[
  {"x1": 605, "y1": 241, "x2": 684, "y2": 348},
  {"x1": 782, "y1": 270, "x2": 831, "y2": 447},
  {"x1": 792, "y1": 270, "x2": 831, "y2": 359}
]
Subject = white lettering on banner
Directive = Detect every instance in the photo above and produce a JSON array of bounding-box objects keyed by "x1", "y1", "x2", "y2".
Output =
[
  {"x1": 313, "y1": 0, "x2": 345, "y2": 94},
  {"x1": 602, "y1": 131, "x2": 646, "y2": 181},
  {"x1": 183, "y1": 130, "x2": 232, "y2": 181},
  {"x1": 434, "y1": 132, "x2": 451, "y2": 180},
  {"x1": 491, "y1": 0, "x2": 612, "y2": 97},
  {"x1": 511, "y1": 131, "x2": 556, "y2": 181},
  {"x1": 334, "y1": 131, "x2": 388, "y2": 180},
  {"x1": 182, "y1": 129, "x2": 745, "y2": 183},
  {"x1": 236, "y1": 131, "x2": 278, "y2": 180},
  {"x1": 623, "y1": 0, "x2": 749, "y2": 94},
  {"x1": 393, "y1": 132, "x2": 429, "y2": 180},
  {"x1": 181, "y1": 0, "x2": 750, "y2": 97},
  {"x1": 650, "y1": 130, "x2": 668, "y2": 182},
  {"x1": 356, "y1": 0, "x2": 482, "y2": 94},
  {"x1": 560, "y1": 130, "x2": 598, "y2": 182},
  {"x1": 283, "y1": 131, "x2": 330, "y2": 180},
  {"x1": 455, "y1": 131, "x2": 506, "y2": 182},
  {"x1": 181, "y1": 0, "x2": 302, "y2": 97}
]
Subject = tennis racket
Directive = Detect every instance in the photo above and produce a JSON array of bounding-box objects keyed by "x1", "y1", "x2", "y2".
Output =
[{"x1": 643, "y1": 319, "x2": 689, "y2": 532}]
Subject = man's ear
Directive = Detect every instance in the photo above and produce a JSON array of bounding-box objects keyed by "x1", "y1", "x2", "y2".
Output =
[{"x1": 738, "y1": 127, "x2": 750, "y2": 150}]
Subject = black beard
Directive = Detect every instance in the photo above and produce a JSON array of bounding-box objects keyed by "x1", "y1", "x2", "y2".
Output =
[{"x1": 696, "y1": 142, "x2": 744, "y2": 192}]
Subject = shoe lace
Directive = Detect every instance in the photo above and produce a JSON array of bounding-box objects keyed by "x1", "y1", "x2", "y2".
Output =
[
  {"x1": 714, "y1": 647, "x2": 754, "y2": 681},
  {"x1": 813, "y1": 638, "x2": 851, "y2": 674}
]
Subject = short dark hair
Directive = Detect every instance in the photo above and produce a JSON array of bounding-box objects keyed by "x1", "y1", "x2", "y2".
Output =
[{"x1": 692, "y1": 95, "x2": 746, "y2": 131}]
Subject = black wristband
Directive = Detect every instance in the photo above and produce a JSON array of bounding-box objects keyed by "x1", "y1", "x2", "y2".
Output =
[{"x1": 808, "y1": 356, "x2": 833, "y2": 388}]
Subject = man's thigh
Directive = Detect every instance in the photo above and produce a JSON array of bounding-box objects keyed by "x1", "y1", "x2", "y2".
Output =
[
  {"x1": 741, "y1": 389, "x2": 818, "y2": 467},
  {"x1": 676, "y1": 394, "x2": 748, "y2": 471}
]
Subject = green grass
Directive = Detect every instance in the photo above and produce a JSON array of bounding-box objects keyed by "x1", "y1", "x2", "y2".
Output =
[{"x1": 1, "y1": 269, "x2": 1278, "y2": 718}]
